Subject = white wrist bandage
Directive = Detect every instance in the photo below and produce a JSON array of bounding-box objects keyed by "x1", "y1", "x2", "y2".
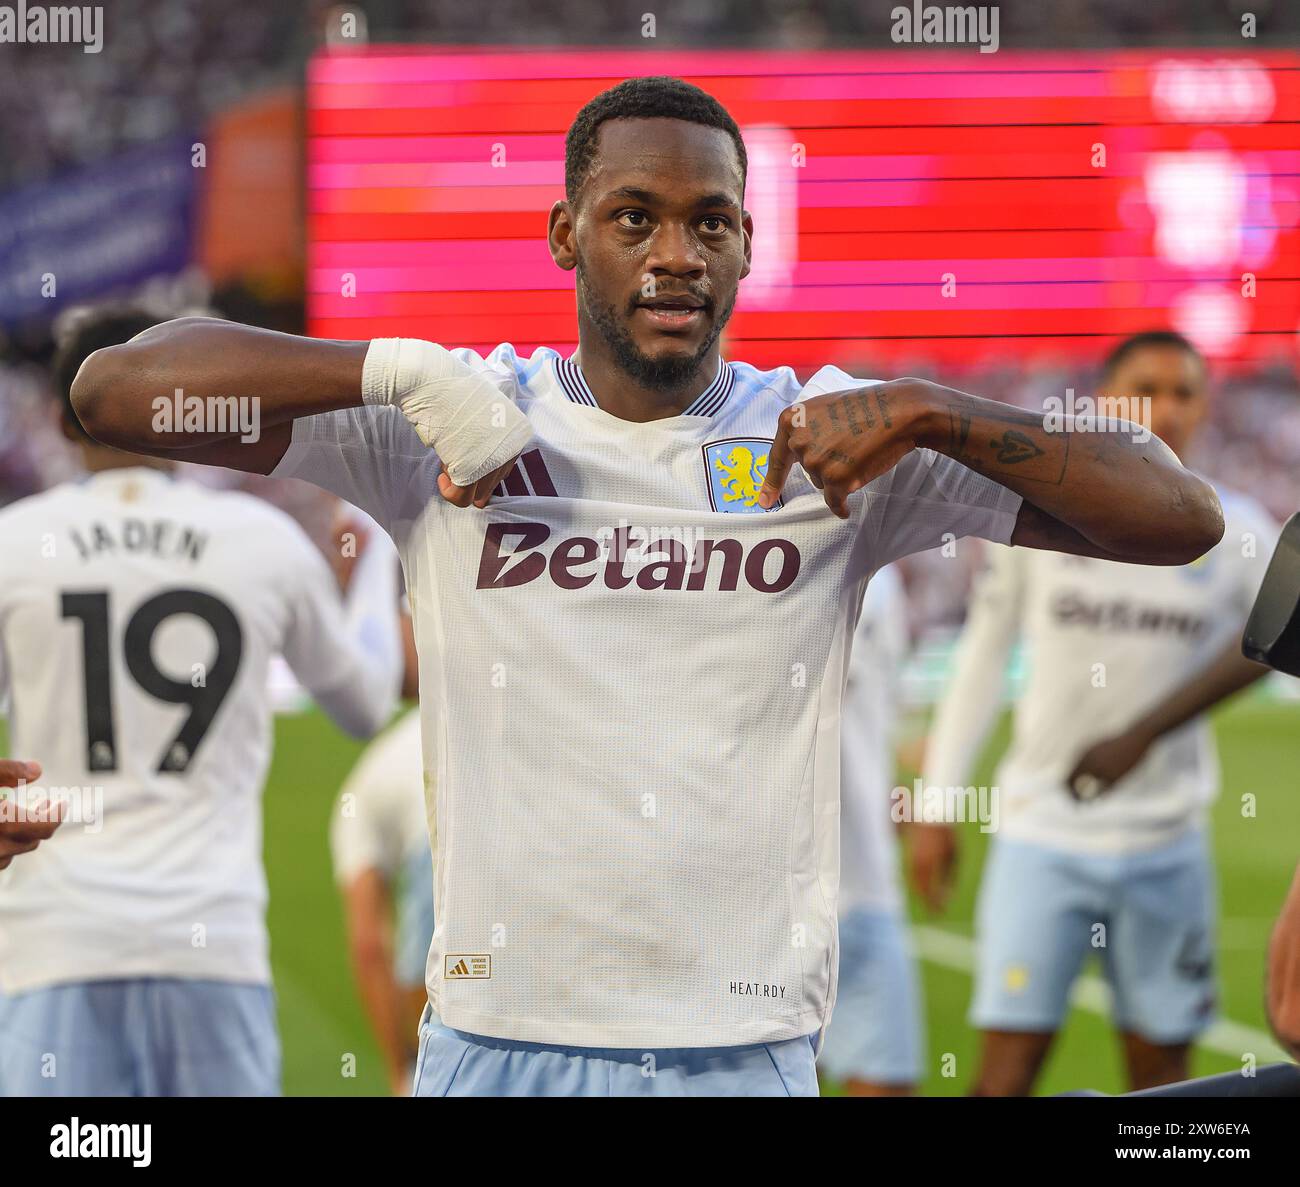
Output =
[{"x1": 362, "y1": 338, "x2": 532, "y2": 486}]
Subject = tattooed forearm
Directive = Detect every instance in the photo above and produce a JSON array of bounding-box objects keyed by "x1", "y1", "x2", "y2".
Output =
[
  {"x1": 903, "y1": 377, "x2": 1221, "y2": 563},
  {"x1": 945, "y1": 402, "x2": 1069, "y2": 484},
  {"x1": 953, "y1": 410, "x2": 972, "y2": 457}
]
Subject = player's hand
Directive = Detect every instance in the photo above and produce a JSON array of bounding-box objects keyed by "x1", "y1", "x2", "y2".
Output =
[
  {"x1": 0, "y1": 761, "x2": 63, "y2": 870},
  {"x1": 437, "y1": 459, "x2": 520, "y2": 509},
  {"x1": 363, "y1": 339, "x2": 532, "y2": 499},
  {"x1": 908, "y1": 822, "x2": 957, "y2": 912},
  {"x1": 757, "y1": 380, "x2": 929, "y2": 518},
  {"x1": 1065, "y1": 728, "x2": 1153, "y2": 801}
]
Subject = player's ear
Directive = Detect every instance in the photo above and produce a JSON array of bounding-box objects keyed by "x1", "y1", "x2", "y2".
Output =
[
  {"x1": 739, "y1": 209, "x2": 754, "y2": 281},
  {"x1": 548, "y1": 200, "x2": 577, "y2": 271}
]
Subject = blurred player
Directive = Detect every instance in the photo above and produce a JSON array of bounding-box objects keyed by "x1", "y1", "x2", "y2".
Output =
[
  {"x1": 818, "y1": 564, "x2": 926, "y2": 1095},
  {"x1": 922, "y1": 331, "x2": 1279, "y2": 1095},
  {"x1": 71, "y1": 80, "x2": 1221, "y2": 1096},
  {"x1": 329, "y1": 707, "x2": 431, "y2": 1095},
  {"x1": 0, "y1": 308, "x2": 404, "y2": 1097}
]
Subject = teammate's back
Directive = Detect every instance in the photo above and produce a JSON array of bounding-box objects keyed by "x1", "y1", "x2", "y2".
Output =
[{"x1": 0, "y1": 466, "x2": 399, "y2": 995}]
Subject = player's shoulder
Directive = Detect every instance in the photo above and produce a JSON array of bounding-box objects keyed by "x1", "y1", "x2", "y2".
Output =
[
  {"x1": 450, "y1": 342, "x2": 561, "y2": 408},
  {"x1": 728, "y1": 360, "x2": 882, "y2": 411},
  {"x1": 173, "y1": 479, "x2": 300, "y2": 529},
  {"x1": 176, "y1": 481, "x2": 323, "y2": 562},
  {"x1": 0, "y1": 480, "x2": 108, "y2": 543},
  {"x1": 0, "y1": 484, "x2": 70, "y2": 528}
]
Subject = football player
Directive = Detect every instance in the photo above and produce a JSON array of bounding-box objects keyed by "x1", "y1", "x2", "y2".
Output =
[
  {"x1": 922, "y1": 331, "x2": 1278, "y2": 1094},
  {"x1": 0, "y1": 308, "x2": 404, "y2": 1096},
  {"x1": 70, "y1": 81, "x2": 1222, "y2": 1096}
]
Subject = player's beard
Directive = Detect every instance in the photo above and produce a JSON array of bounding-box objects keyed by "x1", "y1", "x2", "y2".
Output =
[{"x1": 576, "y1": 265, "x2": 736, "y2": 392}]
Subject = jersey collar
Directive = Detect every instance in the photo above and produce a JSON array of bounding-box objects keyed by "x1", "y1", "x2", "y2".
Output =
[{"x1": 554, "y1": 354, "x2": 735, "y2": 418}]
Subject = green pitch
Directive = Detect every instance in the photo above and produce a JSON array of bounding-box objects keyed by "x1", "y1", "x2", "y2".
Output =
[{"x1": 256, "y1": 695, "x2": 1297, "y2": 1096}]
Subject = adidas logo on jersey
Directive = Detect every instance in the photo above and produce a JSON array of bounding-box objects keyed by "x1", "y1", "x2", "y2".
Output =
[
  {"x1": 491, "y1": 449, "x2": 558, "y2": 499},
  {"x1": 476, "y1": 522, "x2": 801, "y2": 593},
  {"x1": 444, "y1": 954, "x2": 491, "y2": 979}
]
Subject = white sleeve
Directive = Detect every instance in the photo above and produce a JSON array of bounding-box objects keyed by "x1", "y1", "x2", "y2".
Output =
[
  {"x1": 271, "y1": 345, "x2": 521, "y2": 536},
  {"x1": 922, "y1": 545, "x2": 1026, "y2": 789},
  {"x1": 329, "y1": 712, "x2": 424, "y2": 884},
  {"x1": 339, "y1": 509, "x2": 404, "y2": 709},
  {"x1": 797, "y1": 366, "x2": 1023, "y2": 569},
  {"x1": 330, "y1": 769, "x2": 403, "y2": 886},
  {"x1": 871, "y1": 448, "x2": 1024, "y2": 569},
  {"x1": 271, "y1": 405, "x2": 430, "y2": 537},
  {"x1": 277, "y1": 519, "x2": 401, "y2": 740}
]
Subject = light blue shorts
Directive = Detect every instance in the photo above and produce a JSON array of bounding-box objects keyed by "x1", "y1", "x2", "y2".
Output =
[
  {"x1": 0, "y1": 978, "x2": 280, "y2": 1096},
  {"x1": 972, "y1": 829, "x2": 1216, "y2": 1043},
  {"x1": 412, "y1": 1008, "x2": 819, "y2": 1097},
  {"x1": 818, "y1": 906, "x2": 925, "y2": 1086}
]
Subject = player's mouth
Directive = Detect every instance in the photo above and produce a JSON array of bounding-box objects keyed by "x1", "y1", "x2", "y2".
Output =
[{"x1": 635, "y1": 297, "x2": 707, "y2": 332}]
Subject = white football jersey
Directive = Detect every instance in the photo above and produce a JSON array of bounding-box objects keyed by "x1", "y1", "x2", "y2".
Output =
[
  {"x1": 273, "y1": 347, "x2": 1022, "y2": 1048},
  {"x1": 0, "y1": 468, "x2": 402, "y2": 994},
  {"x1": 838, "y1": 564, "x2": 909, "y2": 914},
  {"x1": 330, "y1": 706, "x2": 428, "y2": 887},
  {"x1": 924, "y1": 488, "x2": 1279, "y2": 855}
]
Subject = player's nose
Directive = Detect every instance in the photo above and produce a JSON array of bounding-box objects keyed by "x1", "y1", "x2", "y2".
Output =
[{"x1": 644, "y1": 221, "x2": 707, "y2": 278}]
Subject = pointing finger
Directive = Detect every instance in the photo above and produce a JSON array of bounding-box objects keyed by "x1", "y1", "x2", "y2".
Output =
[{"x1": 758, "y1": 409, "x2": 798, "y2": 509}]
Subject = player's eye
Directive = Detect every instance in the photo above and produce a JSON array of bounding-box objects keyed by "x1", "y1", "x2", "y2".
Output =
[
  {"x1": 700, "y1": 215, "x2": 730, "y2": 233},
  {"x1": 616, "y1": 210, "x2": 649, "y2": 228}
]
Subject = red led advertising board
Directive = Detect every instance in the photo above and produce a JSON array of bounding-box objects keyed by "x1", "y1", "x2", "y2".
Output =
[{"x1": 307, "y1": 48, "x2": 1299, "y2": 372}]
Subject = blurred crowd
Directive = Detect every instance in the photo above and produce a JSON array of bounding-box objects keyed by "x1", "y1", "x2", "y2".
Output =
[{"x1": 0, "y1": 0, "x2": 305, "y2": 191}]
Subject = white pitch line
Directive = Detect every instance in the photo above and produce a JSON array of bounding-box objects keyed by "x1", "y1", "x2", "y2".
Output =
[{"x1": 912, "y1": 924, "x2": 1290, "y2": 1063}]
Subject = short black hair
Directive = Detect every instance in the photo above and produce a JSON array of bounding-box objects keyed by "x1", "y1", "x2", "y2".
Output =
[
  {"x1": 1102, "y1": 330, "x2": 1205, "y2": 380},
  {"x1": 52, "y1": 306, "x2": 160, "y2": 437},
  {"x1": 564, "y1": 76, "x2": 748, "y2": 205}
]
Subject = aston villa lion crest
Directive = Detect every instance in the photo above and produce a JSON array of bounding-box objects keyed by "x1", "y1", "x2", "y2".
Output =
[{"x1": 703, "y1": 438, "x2": 782, "y2": 513}]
